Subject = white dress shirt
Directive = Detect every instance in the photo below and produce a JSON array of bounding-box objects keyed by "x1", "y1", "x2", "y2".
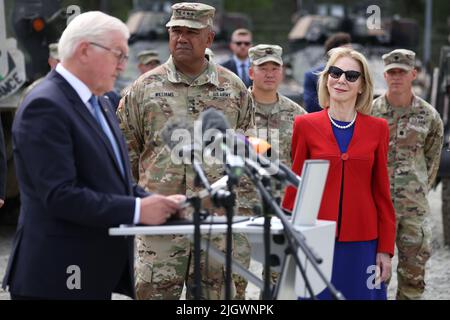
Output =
[{"x1": 233, "y1": 55, "x2": 250, "y2": 82}]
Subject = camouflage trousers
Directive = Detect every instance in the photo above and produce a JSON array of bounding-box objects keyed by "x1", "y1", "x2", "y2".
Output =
[
  {"x1": 135, "y1": 234, "x2": 236, "y2": 300},
  {"x1": 232, "y1": 207, "x2": 256, "y2": 300},
  {"x1": 232, "y1": 232, "x2": 251, "y2": 300},
  {"x1": 233, "y1": 204, "x2": 286, "y2": 299},
  {"x1": 394, "y1": 211, "x2": 432, "y2": 300},
  {"x1": 232, "y1": 232, "x2": 280, "y2": 300}
]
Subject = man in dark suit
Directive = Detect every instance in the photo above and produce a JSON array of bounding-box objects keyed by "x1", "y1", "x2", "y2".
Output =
[
  {"x1": 104, "y1": 90, "x2": 121, "y2": 111},
  {"x1": 221, "y1": 28, "x2": 253, "y2": 88},
  {"x1": 2, "y1": 11, "x2": 185, "y2": 300}
]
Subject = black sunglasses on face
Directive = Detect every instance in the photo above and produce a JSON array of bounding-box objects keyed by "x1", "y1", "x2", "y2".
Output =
[
  {"x1": 328, "y1": 66, "x2": 362, "y2": 82},
  {"x1": 234, "y1": 41, "x2": 251, "y2": 46}
]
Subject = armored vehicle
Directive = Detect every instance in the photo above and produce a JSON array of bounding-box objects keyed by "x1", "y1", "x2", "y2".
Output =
[
  {"x1": 0, "y1": 0, "x2": 67, "y2": 224},
  {"x1": 286, "y1": 3, "x2": 426, "y2": 104}
]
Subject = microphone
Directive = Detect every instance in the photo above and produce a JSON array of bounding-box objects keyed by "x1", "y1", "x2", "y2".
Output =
[
  {"x1": 160, "y1": 110, "x2": 299, "y2": 189},
  {"x1": 199, "y1": 108, "x2": 287, "y2": 182},
  {"x1": 160, "y1": 116, "x2": 201, "y2": 165},
  {"x1": 245, "y1": 136, "x2": 301, "y2": 187},
  {"x1": 247, "y1": 136, "x2": 272, "y2": 154},
  {"x1": 161, "y1": 116, "x2": 214, "y2": 199},
  {"x1": 199, "y1": 107, "x2": 232, "y2": 135},
  {"x1": 160, "y1": 116, "x2": 232, "y2": 207},
  {"x1": 160, "y1": 115, "x2": 192, "y2": 149},
  {"x1": 199, "y1": 109, "x2": 301, "y2": 187},
  {"x1": 200, "y1": 108, "x2": 245, "y2": 181}
]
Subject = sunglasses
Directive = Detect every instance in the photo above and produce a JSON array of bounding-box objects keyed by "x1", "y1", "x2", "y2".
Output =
[
  {"x1": 327, "y1": 66, "x2": 362, "y2": 82},
  {"x1": 234, "y1": 41, "x2": 251, "y2": 46}
]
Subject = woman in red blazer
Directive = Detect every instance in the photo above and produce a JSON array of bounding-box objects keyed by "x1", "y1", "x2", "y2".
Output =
[{"x1": 283, "y1": 48, "x2": 396, "y2": 300}]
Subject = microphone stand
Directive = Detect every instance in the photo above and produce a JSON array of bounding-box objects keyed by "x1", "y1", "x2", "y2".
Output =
[
  {"x1": 225, "y1": 179, "x2": 235, "y2": 301},
  {"x1": 211, "y1": 171, "x2": 239, "y2": 300},
  {"x1": 190, "y1": 161, "x2": 211, "y2": 300},
  {"x1": 244, "y1": 166, "x2": 344, "y2": 300},
  {"x1": 260, "y1": 175, "x2": 274, "y2": 300}
]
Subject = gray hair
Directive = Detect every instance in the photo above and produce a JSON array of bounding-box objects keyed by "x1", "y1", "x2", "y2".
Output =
[{"x1": 58, "y1": 11, "x2": 129, "y2": 62}]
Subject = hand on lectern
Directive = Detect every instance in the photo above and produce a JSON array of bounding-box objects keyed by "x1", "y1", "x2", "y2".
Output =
[{"x1": 167, "y1": 194, "x2": 188, "y2": 219}]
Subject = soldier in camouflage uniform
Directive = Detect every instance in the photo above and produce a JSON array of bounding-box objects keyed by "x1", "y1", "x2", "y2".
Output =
[
  {"x1": 137, "y1": 50, "x2": 161, "y2": 75},
  {"x1": 372, "y1": 49, "x2": 444, "y2": 300},
  {"x1": 233, "y1": 44, "x2": 307, "y2": 299},
  {"x1": 117, "y1": 2, "x2": 252, "y2": 300}
]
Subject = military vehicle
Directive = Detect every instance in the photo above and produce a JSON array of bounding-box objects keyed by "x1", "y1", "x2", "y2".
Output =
[
  {"x1": 115, "y1": 1, "x2": 172, "y2": 93},
  {"x1": 0, "y1": 0, "x2": 68, "y2": 224},
  {"x1": 286, "y1": 3, "x2": 426, "y2": 104}
]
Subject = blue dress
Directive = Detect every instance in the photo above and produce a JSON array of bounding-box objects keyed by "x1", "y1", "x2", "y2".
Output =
[{"x1": 310, "y1": 118, "x2": 387, "y2": 300}]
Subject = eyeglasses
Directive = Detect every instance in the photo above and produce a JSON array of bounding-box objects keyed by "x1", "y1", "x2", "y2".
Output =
[
  {"x1": 327, "y1": 66, "x2": 362, "y2": 82},
  {"x1": 234, "y1": 41, "x2": 251, "y2": 46},
  {"x1": 89, "y1": 42, "x2": 129, "y2": 64}
]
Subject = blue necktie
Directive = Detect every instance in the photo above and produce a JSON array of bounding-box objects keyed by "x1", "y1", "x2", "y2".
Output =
[
  {"x1": 241, "y1": 63, "x2": 249, "y2": 85},
  {"x1": 89, "y1": 95, "x2": 125, "y2": 177}
]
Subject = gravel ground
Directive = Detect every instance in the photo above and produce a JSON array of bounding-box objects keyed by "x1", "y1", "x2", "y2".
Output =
[
  {"x1": 0, "y1": 225, "x2": 14, "y2": 300},
  {"x1": 1, "y1": 184, "x2": 449, "y2": 300}
]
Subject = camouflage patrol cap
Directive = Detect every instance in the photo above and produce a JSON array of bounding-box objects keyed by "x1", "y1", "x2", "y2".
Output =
[
  {"x1": 166, "y1": 2, "x2": 215, "y2": 29},
  {"x1": 49, "y1": 43, "x2": 59, "y2": 60},
  {"x1": 137, "y1": 50, "x2": 160, "y2": 65},
  {"x1": 382, "y1": 49, "x2": 416, "y2": 72},
  {"x1": 249, "y1": 44, "x2": 283, "y2": 66}
]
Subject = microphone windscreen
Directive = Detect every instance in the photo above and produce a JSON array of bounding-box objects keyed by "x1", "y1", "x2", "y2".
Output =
[
  {"x1": 199, "y1": 108, "x2": 230, "y2": 134},
  {"x1": 247, "y1": 137, "x2": 272, "y2": 155},
  {"x1": 161, "y1": 116, "x2": 193, "y2": 150}
]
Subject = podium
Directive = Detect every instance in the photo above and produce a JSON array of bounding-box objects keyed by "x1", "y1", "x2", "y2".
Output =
[
  {"x1": 239, "y1": 218, "x2": 336, "y2": 299},
  {"x1": 109, "y1": 218, "x2": 335, "y2": 300}
]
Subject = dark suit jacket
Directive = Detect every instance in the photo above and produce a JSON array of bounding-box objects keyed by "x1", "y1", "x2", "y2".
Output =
[
  {"x1": 282, "y1": 111, "x2": 396, "y2": 255},
  {"x1": 303, "y1": 65, "x2": 324, "y2": 113},
  {"x1": 221, "y1": 58, "x2": 252, "y2": 88},
  {"x1": 0, "y1": 114, "x2": 6, "y2": 200},
  {"x1": 104, "y1": 90, "x2": 121, "y2": 111},
  {"x1": 2, "y1": 70, "x2": 148, "y2": 299}
]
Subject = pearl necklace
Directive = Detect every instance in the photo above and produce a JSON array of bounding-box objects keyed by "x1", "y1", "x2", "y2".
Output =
[{"x1": 328, "y1": 110, "x2": 357, "y2": 129}]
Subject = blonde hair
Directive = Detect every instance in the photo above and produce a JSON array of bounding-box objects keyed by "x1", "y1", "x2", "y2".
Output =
[{"x1": 317, "y1": 47, "x2": 374, "y2": 115}]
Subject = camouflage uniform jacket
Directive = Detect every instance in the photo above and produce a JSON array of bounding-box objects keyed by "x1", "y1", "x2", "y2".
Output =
[
  {"x1": 372, "y1": 94, "x2": 444, "y2": 216},
  {"x1": 238, "y1": 89, "x2": 307, "y2": 213},
  {"x1": 117, "y1": 56, "x2": 252, "y2": 198}
]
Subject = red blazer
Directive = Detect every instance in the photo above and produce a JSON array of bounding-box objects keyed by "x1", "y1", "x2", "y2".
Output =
[{"x1": 282, "y1": 110, "x2": 396, "y2": 256}]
